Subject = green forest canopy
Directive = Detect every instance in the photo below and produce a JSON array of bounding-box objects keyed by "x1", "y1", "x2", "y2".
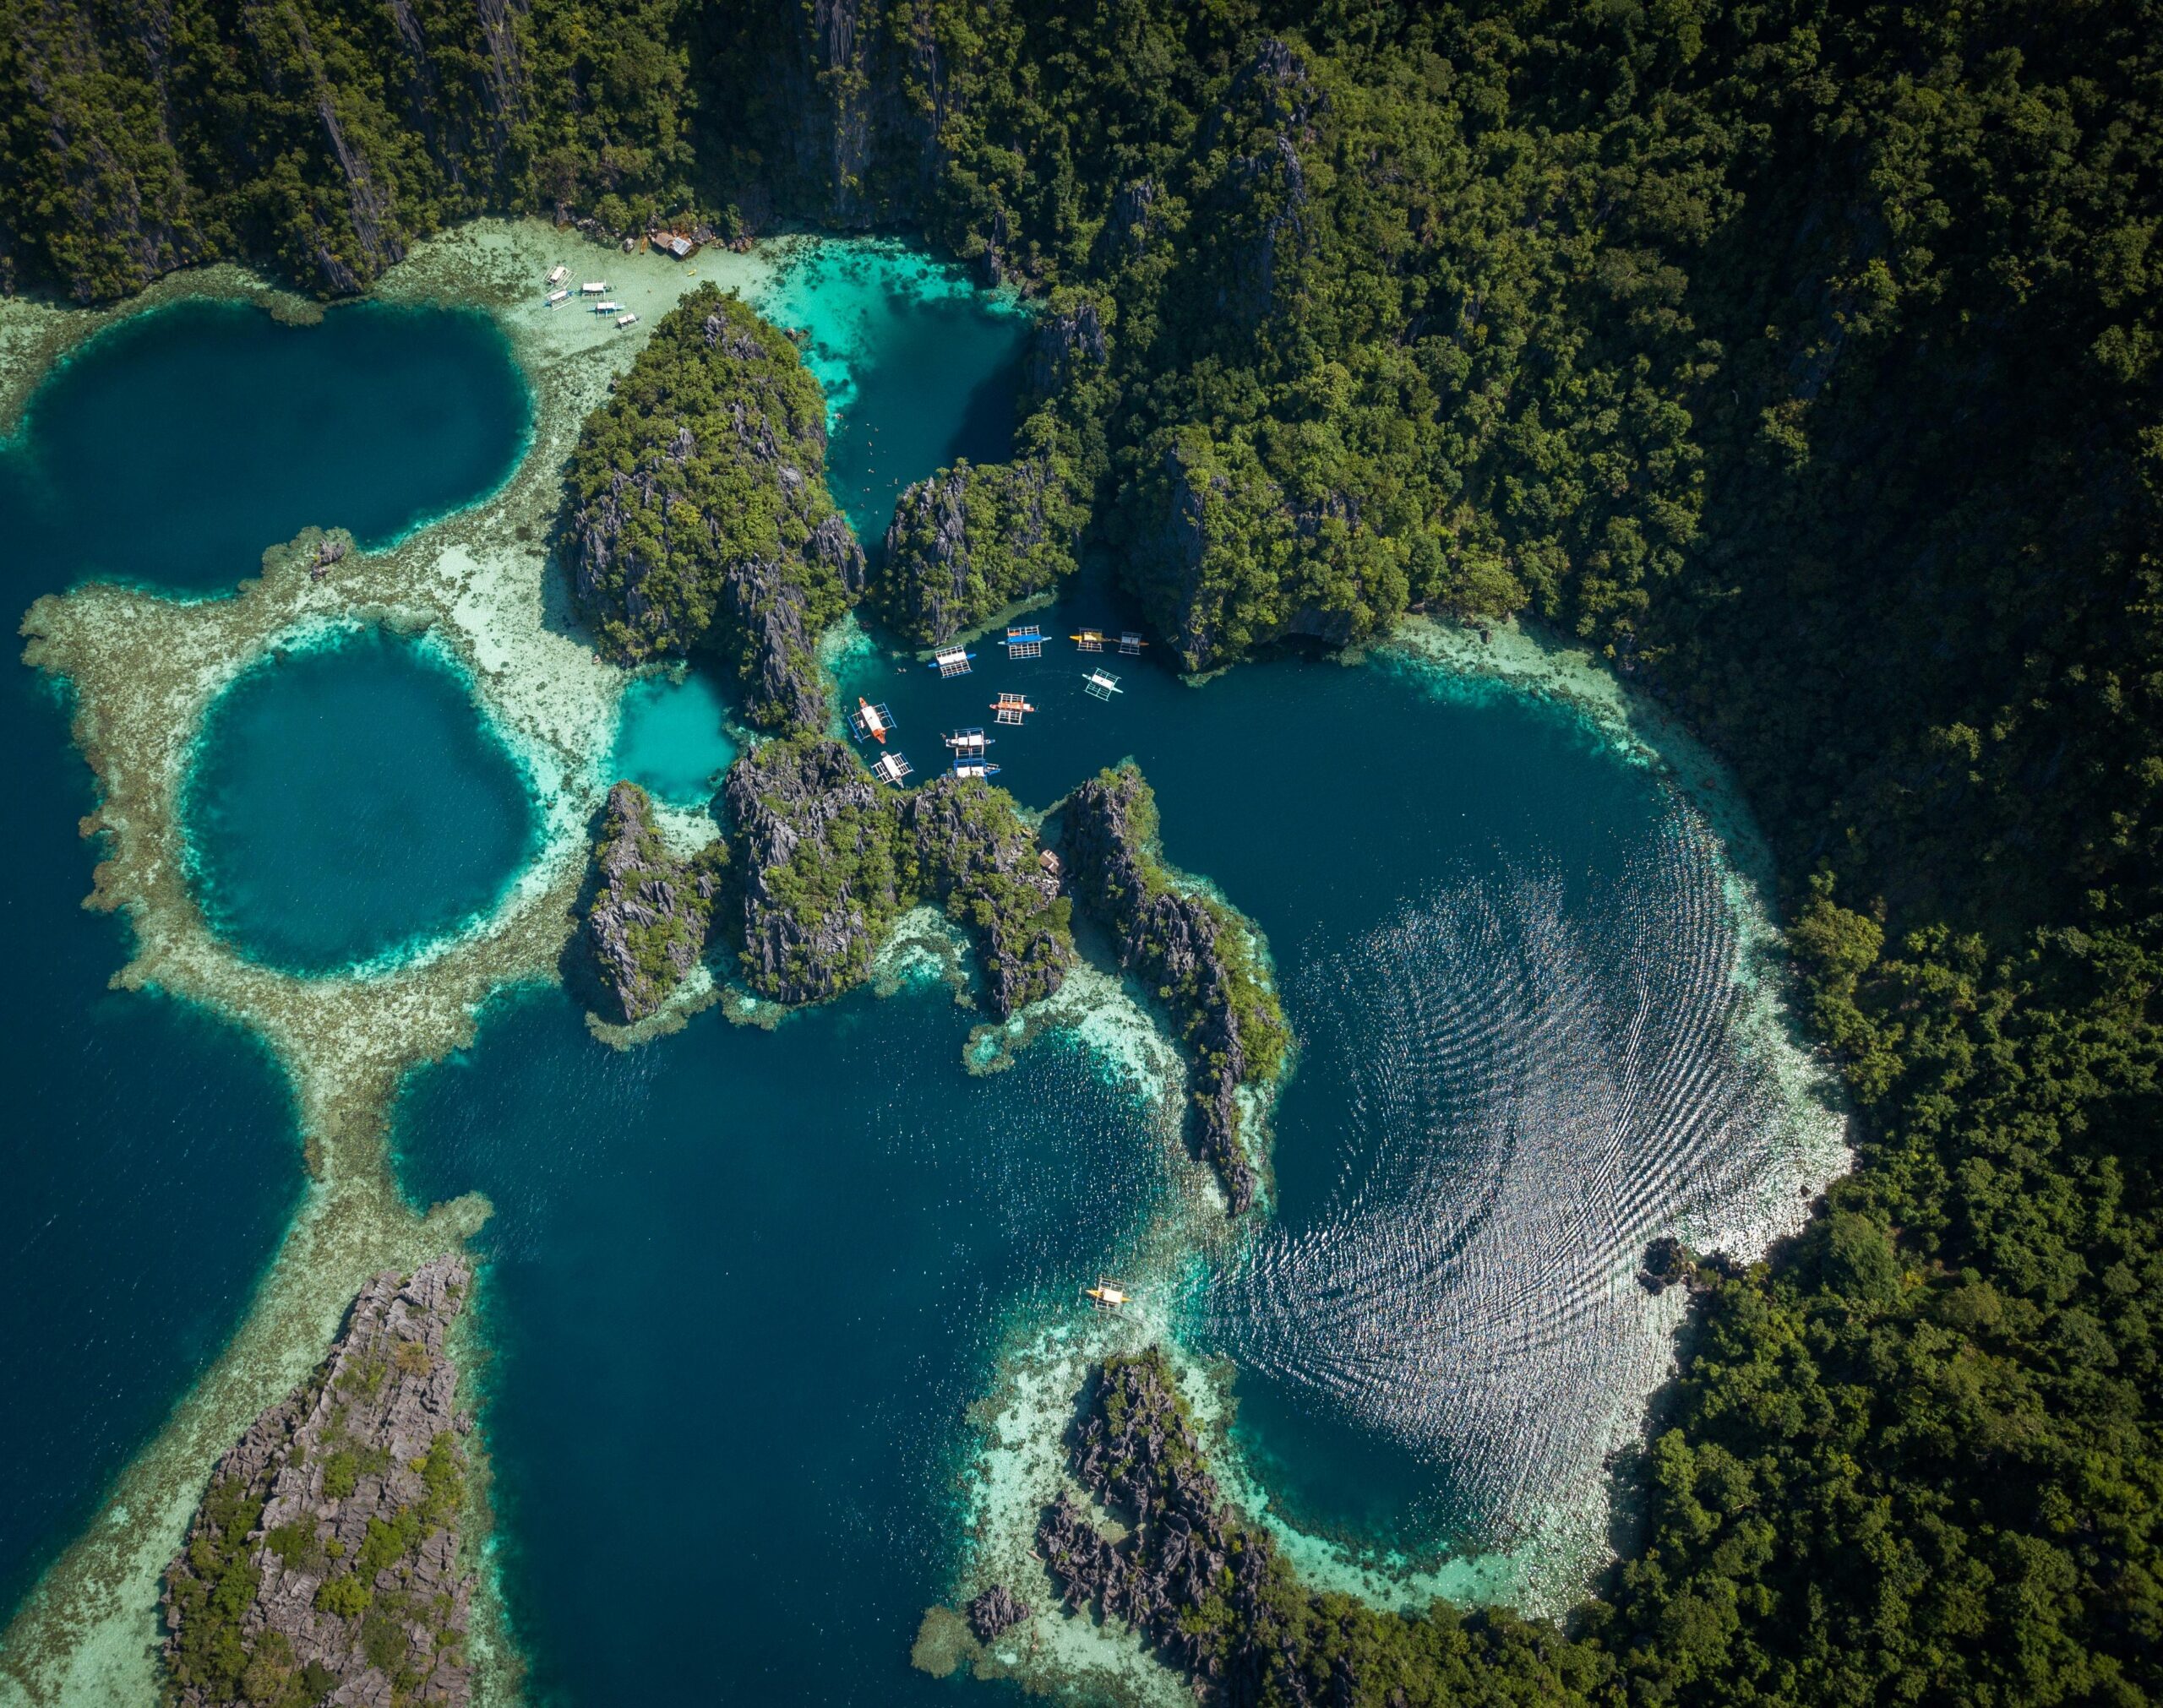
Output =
[{"x1": 6, "y1": 0, "x2": 2161, "y2": 1701}]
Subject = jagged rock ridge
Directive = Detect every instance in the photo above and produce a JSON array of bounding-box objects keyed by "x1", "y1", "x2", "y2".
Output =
[
  {"x1": 722, "y1": 735, "x2": 1073, "y2": 1013},
  {"x1": 162, "y1": 1258, "x2": 477, "y2": 1707},
  {"x1": 582, "y1": 781, "x2": 728, "y2": 1023},
  {"x1": 566, "y1": 286, "x2": 864, "y2": 732},
  {"x1": 1060, "y1": 764, "x2": 1285, "y2": 1214}
]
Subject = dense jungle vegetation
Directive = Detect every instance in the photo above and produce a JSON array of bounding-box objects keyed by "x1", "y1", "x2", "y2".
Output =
[{"x1": 8, "y1": 0, "x2": 2161, "y2": 1701}]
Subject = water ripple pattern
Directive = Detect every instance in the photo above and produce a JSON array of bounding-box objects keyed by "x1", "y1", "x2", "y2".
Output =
[{"x1": 1186, "y1": 798, "x2": 1841, "y2": 1595}]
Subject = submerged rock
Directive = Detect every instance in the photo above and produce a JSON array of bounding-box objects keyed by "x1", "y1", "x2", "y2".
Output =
[
  {"x1": 582, "y1": 781, "x2": 728, "y2": 1023},
  {"x1": 565, "y1": 286, "x2": 863, "y2": 732},
  {"x1": 162, "y1": 1257, "x2": 476, "y2": 1707},
  {"x1": 722, "y1": 736, "x2": 1072, "y2": 1012},
  {"x1": 1060, "y1": 764, "x2": 1286, "y2": 1213}
]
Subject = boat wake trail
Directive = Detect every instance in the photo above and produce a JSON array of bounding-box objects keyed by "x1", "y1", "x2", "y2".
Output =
[{"x1": 1186, "y1": 808, "x2": 1841, "y2": 1591}]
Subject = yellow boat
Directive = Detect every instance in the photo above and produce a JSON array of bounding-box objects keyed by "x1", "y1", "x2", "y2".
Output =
[{"x1": 1082, "y1": 1280, "x2": 1129, "y2": 1309}]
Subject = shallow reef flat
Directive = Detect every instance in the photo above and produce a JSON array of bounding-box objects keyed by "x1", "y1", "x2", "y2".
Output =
[{"x1": 0, "y1": 216, "x2": 753, "y2": 1708}]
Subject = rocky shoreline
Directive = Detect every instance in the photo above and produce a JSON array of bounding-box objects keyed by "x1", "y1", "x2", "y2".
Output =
[
  {"x1": 161, "y1": 1258, "x2": 477, "y2": 1708},
  {"x1": 722, "y1": 734, "x2": 1075, "y2": 1014},
  {"x1": 580, "y1": 781, "x2": 728, "y2": 1023},
  {"x1": 1060, "y1": 764, "x2": 1288, "y2": 1214}
]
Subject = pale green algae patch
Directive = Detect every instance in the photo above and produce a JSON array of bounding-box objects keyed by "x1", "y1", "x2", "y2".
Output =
[{"x1": 0, "y1": 216, "x2": 796, "y2": 1708}]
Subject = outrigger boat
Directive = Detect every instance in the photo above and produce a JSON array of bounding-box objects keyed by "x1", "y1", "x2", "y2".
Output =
[
  {"x1": 945, "y1": 727, "x2": 999, "y2": 778},
  {"x1": 580, "y1": 280, "x2": 609, "y2": 294},
  {"x1": 1001, "y1": 625, "x2": 1045, "y2": 659},
  {"x1": 546, "y1": 264, "x2": 569, "y2": 286},
  {"x1": 1082, "y1": 1280, "x2": 1131, "y2": 1311},
  {"x1": 928, "y1": 645, "x2": 974, "y2": 678},
  {"x1": 615, "y1": 313, "x2": 640, "y2": 329},
  {"x1": 545, "y1": 288, "x2": 570, "y2": 307},
  {"x1": 1118, "y1": 631, "x2": 1147, "y2": 656},
  {"x1": 1071, "y1": 628, "x2": 1107, "y2": 652},
  {"x1": 851, "y1": 698, "x2": 895, "y2": 742},
  {"x1": 869, "y1": 750, "x2": 913, "y2": 786},
  {"x1": 1082, "y1": 670, "x2": 1123, "y2": 701},
  {"x1": 592, "y1": 300, "x2": 622, "y2": 314},
  {"x1": 991, "y1": 692, "x2": 1036, "y2": 726}
]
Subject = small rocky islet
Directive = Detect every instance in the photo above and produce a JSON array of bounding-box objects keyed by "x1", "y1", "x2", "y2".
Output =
[{"x1": 162, "y1": 1259, "x2": 476, "y2": 1708}]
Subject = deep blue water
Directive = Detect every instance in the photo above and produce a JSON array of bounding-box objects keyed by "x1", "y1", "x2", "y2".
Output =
[
  {"x1": 0, "y1": 298, "x2": 530, "y2": 587},
  {"x1": 183, "y1": 628, "x2": 540, "y2": 973},
  {"x1": 0, "y1": 298, "x2": 527, "y2": 1622}
]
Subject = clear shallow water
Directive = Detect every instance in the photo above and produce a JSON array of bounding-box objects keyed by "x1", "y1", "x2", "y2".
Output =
[
  {"x1": 750, "y1": 242, "x2": 1026, "y2": 549},
  {"x1": 394, "y1": 985, "x2": 1171, "y2": 1705},
  {"x1": 0, "y1": 298, "x2": 526, "y2": 1622},
  {"x1": 0, "y1": 298, "x2": 529, "y2": 589},
  {"x1": 608, "y1": 668, "x2": 738, "y2": 807},
  {"x1": 182, "y1": 628, "x2": 540, "y2": 974}
]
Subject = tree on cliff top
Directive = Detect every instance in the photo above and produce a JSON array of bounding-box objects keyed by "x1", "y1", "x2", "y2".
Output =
[{"x1": 563, "y1": 283, "x2": 863, "y2": 732}]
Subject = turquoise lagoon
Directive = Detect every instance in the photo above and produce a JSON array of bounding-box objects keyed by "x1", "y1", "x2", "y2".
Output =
[
  {"x1": 0, "y1": 241, "x2": 1839, "y2": 1705},
  {"x1": 182, "y1": 628, "x2": 540, "y2": 974},
  {"x1": 0, "y1": 299, "x2": 529, "y2": 1617}
]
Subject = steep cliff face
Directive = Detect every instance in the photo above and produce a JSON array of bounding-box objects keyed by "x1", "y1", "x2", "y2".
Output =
[
  {"x1": 722, "y1": 736, "x2": 1072, "y2": 1012},
  {"x1": 723, "y1": 735, "x2": 899, "y2": 1004},
  {"x1": 162, "y1": 1258, "x2": 476, "y2": 1708},
  {"x1": 875, "y1": 457, "x2": 1078, "y2": 645},
  {"x1": 1061, "y1": 765, "x2": 1285, "y2": 1214},
  {"x1": 581, "y1": 781, "x2": 728, "y2": 1023},
  {"x1": 0, "y1": 0, "x2": 530, "y2": 301},
  {"x1": 567, "y1": 287, "x2": 864, "y2": 732}
]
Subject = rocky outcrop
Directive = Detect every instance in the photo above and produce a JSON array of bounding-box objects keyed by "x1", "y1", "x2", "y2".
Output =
[
  {"x1": 1062, "y1": 765, "x2": 1286, "y2": 1214},
  {"x1": 1037, "y1": 1350, "x2": 1315, "y2": 1700},
  {"x1": 724, "y1": 736, "x2": 898, "y2": 1004},
  {"x1": 567, "y1": 287, "x2": 863, "y2": 732},
  {"x1": 582, "y1": 781, "x2": 728, "y2": 1023},
  {"x1": 163, "y1": 1259, "x2": 476, "y2": 1707},
  {"x1": 897, "y1": 776, "x2": 1075, "y2": 1014},
  {"x1": 722, "y1": 736, "x2": 1072, "y2": 1012},
  {"x1": 875, "y1": 457, "x2": 1079, "y2": 645},
  {"x1": 966, "y1": 1582, "x2": 1030, "y2": 1642}
]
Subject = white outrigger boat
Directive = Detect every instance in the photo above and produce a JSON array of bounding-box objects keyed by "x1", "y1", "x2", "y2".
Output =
[
  {"x1": 850, "y1": 697, "x2": 895, "y2": 742},
  {"x1": 580, "y1": 280, "x2": 609, "y2": 295},
  {"x1": 545, "y1": 287, "x2": 570, "y2": 307},
  {"x1": 615, "y1": 313, "x2": 640, "y2": 329},
  {"x1": 547, "y1": 264, "x2": 569, "y2": 286},
  {"x1": 928, "y1": 645, "x2": 974, "y2": 677},
  {"x1": 592, "y1": 300, "x2": 622, "y2": 314},
  {"x1": 945, "y1": 727, "x2": 999, "y2": 778},
  {"x1": 869, "y1": 749, "x2": 913, "y2": 786},
  {"x1": 1082, "y1": 669, "x2": 1123, "y2": 701},
  {"x1": 1082, "y1": 1279, "x2": 1131, "y2": 1311}
]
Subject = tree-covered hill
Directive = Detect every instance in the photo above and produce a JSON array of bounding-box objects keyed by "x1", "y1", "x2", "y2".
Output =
[{"x1": 13, "y1": 1, "x2": 2163, "y2": 1703}]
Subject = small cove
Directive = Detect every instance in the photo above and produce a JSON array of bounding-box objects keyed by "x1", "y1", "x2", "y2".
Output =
[{"x1": 180, "y1": 627, "x2": 541, "y2": 975}]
